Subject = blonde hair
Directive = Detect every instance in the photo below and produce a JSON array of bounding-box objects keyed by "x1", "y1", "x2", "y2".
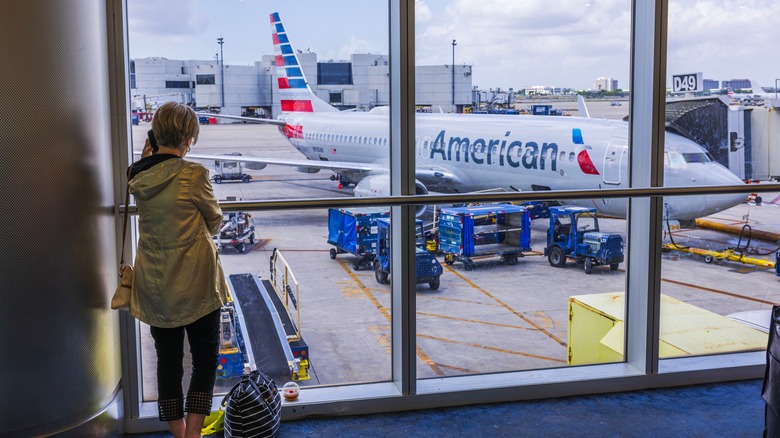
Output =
[{"x1": 151, "y1": 102, "x2": 199, "y2": 149}]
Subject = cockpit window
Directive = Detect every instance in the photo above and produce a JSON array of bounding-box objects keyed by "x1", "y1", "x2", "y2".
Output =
[
  {"x1": 682, "y1": 153, "x2": 710, "y2": 163},
  {"x1": 667, "y1": 151, "x2": 686, "y2": 167}
]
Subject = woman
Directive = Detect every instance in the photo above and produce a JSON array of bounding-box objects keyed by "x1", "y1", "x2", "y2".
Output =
[{"x1": 128, "y1": 101, "x2": 228, "y2": 438}]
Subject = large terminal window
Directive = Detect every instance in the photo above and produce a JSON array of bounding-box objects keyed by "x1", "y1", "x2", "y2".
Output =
[
  {"x1": 657, "y1": 0, "x2": 776, "y2": 363},
  {"x1": 413, "y1": 1, "x2": 632, "y2": 377},
  {"x1": 120, "y1": 0, "x2": 776, "y2": 425},
  {"x1": 318, "y1": 62, "x2": 353, "y2": 85}
]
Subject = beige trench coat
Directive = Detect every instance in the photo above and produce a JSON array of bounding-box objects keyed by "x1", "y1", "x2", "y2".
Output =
[{"x1": 128, "y1": 158, "x2": 228, "y2": 328}]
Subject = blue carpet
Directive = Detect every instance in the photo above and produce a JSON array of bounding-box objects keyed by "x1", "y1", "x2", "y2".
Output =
[{"x1": 130, "y1": 379, "x2": 765, "y2": 437}]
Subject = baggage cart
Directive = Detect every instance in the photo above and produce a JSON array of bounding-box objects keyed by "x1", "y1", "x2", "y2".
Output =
[
  {"x1": 439, "y1": 204, "x2": 531, "y2": 270},
  {"x1": 327, "y1": 207, "x2": 390, "y2": 270}
]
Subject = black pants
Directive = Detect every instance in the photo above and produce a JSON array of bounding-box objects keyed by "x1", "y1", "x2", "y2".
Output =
[
  {"x1": 767, "y1": 404, "x2": 780, "y2": 438},
  {"x1": 150, "y1": 308, "x2": 221, "y2": 421}
]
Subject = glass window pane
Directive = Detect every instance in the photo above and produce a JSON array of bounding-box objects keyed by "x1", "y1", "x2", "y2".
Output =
[
  {"x1": 128, "y1": 4, "x2": 389, "y2": 202},
  {"x1": 413, "y1": 2, "x2": 632, "y2": 376},
  {"x1": 660, "y1": 1, "x2": 775, "y2": 359},
  {"x1": 128, "y1": 4, "x2": 391, "y2": 403},
  {"x1": 413, "y1": 199, "x2": 628, "y2": 376}
]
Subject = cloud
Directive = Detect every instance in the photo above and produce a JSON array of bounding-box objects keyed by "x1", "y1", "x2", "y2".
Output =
[
  {"x1": 128, "y1": 0, "x2": 209, "y2": 38},
  {"x1": 416, "y1": 0, "x2": 433, "y2": 23},
  {"x1": 334, "y1": 37, "x2": 380, "y2": 61},
  {"x1": 666, "y1": 1, "x2": 780, "y2": 79},
  {"x1": 416, "y1": 0, "x2": 631, "y2": 88}
]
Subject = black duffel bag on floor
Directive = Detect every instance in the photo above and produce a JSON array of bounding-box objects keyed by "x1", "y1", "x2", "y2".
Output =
[{"x1": 224, "y1": 370, "x2": 282, "y2": 437}]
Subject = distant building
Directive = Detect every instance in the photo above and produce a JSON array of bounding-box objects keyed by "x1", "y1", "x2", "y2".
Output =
[
  {"x1": 724, "y1": 79, "x2": 750, "y2": 90},
  {"x1": 131, "y1": 53, "x2": 473, "y2": 118},
  {"x1": 593, "y1": 76, "x2": 618, "y2": 92},
  {"x1": 524, "y1": 85, "x2": 557, "y2": 95},
  {"x1": 702, "y1": 79, "x2": 720, "y2": 90}
]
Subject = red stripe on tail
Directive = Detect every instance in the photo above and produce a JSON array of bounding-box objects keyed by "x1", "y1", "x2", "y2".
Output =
[{"x1": 281, "y1": 100, "x2": 314, "y2": 112}]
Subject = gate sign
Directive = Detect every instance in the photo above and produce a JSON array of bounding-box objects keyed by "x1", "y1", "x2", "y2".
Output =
[{"x1": 672, "y1": 73, "x2": 703, "y2": 93}]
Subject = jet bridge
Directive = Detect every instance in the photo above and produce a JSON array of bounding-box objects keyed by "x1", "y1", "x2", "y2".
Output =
[{"x1": 664, "y1": 96, "x2": 753, "y2": 179}]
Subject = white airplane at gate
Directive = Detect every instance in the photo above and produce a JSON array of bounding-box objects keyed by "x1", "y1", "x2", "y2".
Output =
[{"x1": 188, "y1": 12, "x2": 747, "y2": 221}]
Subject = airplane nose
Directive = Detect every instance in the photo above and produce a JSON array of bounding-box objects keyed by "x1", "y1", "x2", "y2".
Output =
[
  {"x1": 702, "y1": 165, "x2": 748, "y2": 215},
  {"x1": 704, "y1": 191, "x2": 748, "y2": 215}
]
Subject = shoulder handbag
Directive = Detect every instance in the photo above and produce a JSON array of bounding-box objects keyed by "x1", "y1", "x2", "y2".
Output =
[
  {"x1": 111, "y1": 174, "x2": 134, "y2": 310},
  {"x1": 223, "y1": 370, "x2": 282, "y2": 438}
]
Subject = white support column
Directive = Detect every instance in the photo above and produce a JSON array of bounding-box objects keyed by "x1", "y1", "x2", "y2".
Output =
[
  {"x1": 626, "y1": 0, "x2": 668, "y2": 375},
  {"x1": 389, "y1": 0, "x2": 417, "y2": 395}
]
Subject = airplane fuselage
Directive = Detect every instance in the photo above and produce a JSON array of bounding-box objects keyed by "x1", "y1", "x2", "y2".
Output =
[{"x1": 279, "y1": 111, "x2": 746, "y2": 220}]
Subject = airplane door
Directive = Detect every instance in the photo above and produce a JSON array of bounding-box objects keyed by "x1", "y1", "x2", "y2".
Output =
[{"x1": 602, "y1": 139, "x2": 627, "y2": 185}]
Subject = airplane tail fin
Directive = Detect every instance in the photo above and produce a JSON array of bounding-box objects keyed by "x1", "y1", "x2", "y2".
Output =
[
  {"x1": 270, "y1": 12, "x2": 337, "y2": 113},
  {"x1": 577, "y1": 95, "x2": 590, "y2": 118},
  {"x1": 749, "y1": 79, "x2": 764, "y2": 94}
]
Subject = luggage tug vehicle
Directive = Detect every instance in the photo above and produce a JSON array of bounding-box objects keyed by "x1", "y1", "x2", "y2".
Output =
[
  {"x1": 373, "y1": 218, "x2": 443, "y2": 289},
  {"x1": 545, "y1": 206, "x2": 624, "y2": 274}
]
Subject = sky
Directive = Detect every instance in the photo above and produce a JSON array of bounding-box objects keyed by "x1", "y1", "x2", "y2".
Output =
[{"x1": 128, "y1": 0, "x2": 780, "y2": 92}]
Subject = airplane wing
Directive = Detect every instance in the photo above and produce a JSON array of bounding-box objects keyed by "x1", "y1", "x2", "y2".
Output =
[
  {"x1": 196, "y1": 113, "x2": 287, "y2": 126},
  {"x1": 182, "y1": 152, "x2": 381, "y2": 174}
]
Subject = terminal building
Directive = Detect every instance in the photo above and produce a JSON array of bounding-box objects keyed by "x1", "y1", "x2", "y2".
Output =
[{"x1": 131, "y1": 54, "x2": 474, "y2": 117}]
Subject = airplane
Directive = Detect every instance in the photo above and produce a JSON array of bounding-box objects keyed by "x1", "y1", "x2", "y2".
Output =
[
  {"x1": 186, "y1": 11, "x2": 747, "y2": 221},
  {"x1": 726, "y1": 80, "x2": 777, "y2": 105}
]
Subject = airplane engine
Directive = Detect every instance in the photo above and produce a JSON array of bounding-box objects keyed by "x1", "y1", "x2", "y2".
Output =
[{"x1": 353, "y1": 174, "x2": 429, "y2": 217}]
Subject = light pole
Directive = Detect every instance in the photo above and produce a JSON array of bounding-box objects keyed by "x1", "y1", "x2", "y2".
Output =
[
  {"x1": 775, "y1": 79, "x2": 779, "y2": 100},
  {"x1": 217, "y1": 36, "x2": 225, "y2": 108},
  {"x1": 451, "y1": 39, "x2": 457, "y2": 111}
]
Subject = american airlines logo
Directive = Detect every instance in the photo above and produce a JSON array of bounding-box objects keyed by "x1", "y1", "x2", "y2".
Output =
[{"x1": 428, "y1": 129, "x2": 599, "y2": 175}]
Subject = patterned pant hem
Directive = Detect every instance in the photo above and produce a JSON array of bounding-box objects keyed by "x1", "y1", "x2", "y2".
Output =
[
  {"x1": 185, "y1": 391, "x2": 213, "y2": 415},
  {"x1": 158, "y1": 397, "x2": 184, "y2": 421}
]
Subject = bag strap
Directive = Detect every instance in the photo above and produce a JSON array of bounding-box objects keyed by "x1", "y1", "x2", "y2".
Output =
[
  {"x1": 221, "y1": 373, "x2": 276, "y2": 408},
  {"x1": 119, "y1": 165, "x2": 133, "y2": 267},
  {"x1": 221, "y1": 375, "x2": 248, "y2": 407}
]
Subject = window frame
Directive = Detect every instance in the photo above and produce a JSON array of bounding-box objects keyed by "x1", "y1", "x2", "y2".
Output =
[{"x1": 111, "y1": 0, "x2": 770, "y2": 431}]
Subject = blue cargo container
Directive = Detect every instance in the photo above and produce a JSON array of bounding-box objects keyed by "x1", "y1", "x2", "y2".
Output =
[
  {"x1": 439, "y1": 204, "x2": 531, "y2": 270},
  {"x1": 327, "y1": 207, "x2": 390, "y2": 270}
]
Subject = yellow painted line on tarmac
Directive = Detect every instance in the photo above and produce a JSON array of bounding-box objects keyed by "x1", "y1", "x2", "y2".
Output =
[
  {"x1": 415, "y1": 346, "x2": 442, "y2": 374},
  {"x1": 337, "y1": 260, "x2": 391, "y2": 319},
  {"x1": 443, "y1": 264, "x2": 568, "y2": 348},
  {"x1": 417, "y1": 311, "x2": 537, "y2": 331},
  {"x1": 371, "y1": 287, "x2": 505, "y2": 307},
  {"x1": 337, "y1": 260, "x2": 445, "y2": 376},
  {"x1": 418, "y1": 294, "x2": 506, "y2": 307},
  {"x1": 436, "y1": 363, "x2": 480, "y2": 374},
  {"x1": 661, "y1": 277, "x2": 778, "y2": 305},
  {"x1": 418, "y1": 334, "x2": 566, "y2": 364}
]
